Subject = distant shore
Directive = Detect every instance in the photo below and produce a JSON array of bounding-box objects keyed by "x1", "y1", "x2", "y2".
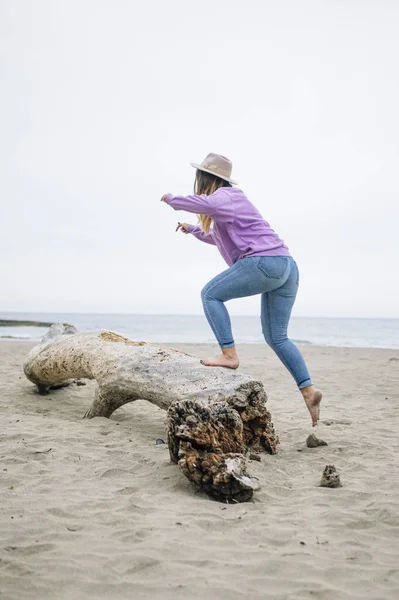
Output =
[{"x1": 0, "y1": 319, "x2": 72, "y2": 328}]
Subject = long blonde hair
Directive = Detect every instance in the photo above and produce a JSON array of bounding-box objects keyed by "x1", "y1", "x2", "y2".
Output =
[{"x1": 195, "y1": 170, "x2": 231, "y2": 233}]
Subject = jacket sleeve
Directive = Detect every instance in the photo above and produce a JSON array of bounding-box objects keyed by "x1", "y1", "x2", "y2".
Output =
[
  {"x1": 186, "y1": 225, "x2": 216, "y2": 245},
  {"x1": 165, "y1": 189, "x2": 234, "y2": 223}
]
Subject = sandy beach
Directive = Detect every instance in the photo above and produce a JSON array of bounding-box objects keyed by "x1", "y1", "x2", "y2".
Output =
[{"x1": 1, "y1": 340, "x2": 399, "y2": 600}]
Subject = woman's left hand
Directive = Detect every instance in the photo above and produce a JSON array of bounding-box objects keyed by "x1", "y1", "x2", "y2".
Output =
[{"x1": 161, "y1": 194, "x2": 170, "y2": 203}]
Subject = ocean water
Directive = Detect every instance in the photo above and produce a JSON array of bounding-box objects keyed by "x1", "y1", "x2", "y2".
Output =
[{"x1": 1, "y1": 312, "x2": 399, "y2": 349}]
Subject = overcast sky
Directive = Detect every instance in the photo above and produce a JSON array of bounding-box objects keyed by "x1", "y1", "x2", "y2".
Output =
[{"x1": 1, "y1": 0, "x2": 398, "y2": 318}]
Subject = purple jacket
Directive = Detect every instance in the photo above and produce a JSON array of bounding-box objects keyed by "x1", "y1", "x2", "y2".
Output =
[{"x1": 165, "y1": 187, "x2": 290, "y2": 267}]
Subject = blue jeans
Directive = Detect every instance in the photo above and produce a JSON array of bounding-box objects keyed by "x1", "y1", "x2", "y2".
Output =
[{"x1": 201, "y1": 256, "x2": 312, "y2": 389}]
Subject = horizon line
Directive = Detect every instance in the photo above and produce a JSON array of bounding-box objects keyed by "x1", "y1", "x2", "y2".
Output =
[{"x1": 0, "y1": 311, "x2": 398, "y2": 321}]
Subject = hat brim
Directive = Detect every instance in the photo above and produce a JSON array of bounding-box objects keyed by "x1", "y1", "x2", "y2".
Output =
[{"x1": 190, "y1": 162, "x2": 237, "y2": 185}]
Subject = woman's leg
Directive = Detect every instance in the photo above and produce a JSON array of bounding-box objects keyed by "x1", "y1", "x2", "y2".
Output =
[
  {"x1": 201, "y1": 257, "x2": 286, "y2": 368},
  {"x1": 260, "y1": 261, "x2": 322, "y2": 425}
]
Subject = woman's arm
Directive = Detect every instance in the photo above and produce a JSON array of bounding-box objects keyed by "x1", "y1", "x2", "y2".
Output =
[
  {"x1": 163, "y1": 189, "x2": 234, "y2": 223},
  {"x1": 186, "y1": 224, "x2": 216, "y2": 245}
]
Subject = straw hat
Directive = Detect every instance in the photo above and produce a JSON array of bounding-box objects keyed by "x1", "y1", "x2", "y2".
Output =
[{"x1": 190, "y1": 152, "x2": 237, "y2": 185}]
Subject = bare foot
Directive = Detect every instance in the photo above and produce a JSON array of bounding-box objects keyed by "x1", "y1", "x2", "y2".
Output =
[
  {"x1": 201, "y1": 353, "x2": 239, "y2": 370},
  {"x1": 302, "y1": 387, "x2": 322, "y2": 426}
]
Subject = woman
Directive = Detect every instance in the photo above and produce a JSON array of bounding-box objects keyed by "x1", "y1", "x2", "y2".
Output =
[{"x1": 161, "y1": 152, "x2": 322, "y2": 426}]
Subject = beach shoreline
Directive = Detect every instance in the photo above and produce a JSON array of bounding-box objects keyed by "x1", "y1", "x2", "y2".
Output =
[
  {"x1": 1, "y1": 340, "x2": 399, "y2": 599},
  {"x1": 1, "y1": 314, "x2": 398, "y2": 349}
]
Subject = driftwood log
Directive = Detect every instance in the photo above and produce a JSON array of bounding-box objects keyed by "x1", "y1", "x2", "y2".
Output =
[{"x1": 24, "y1": 324, "x2": 278, "y2": 502}]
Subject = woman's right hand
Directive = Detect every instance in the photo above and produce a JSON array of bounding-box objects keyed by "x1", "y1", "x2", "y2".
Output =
[{"x1": 176, "y1": 222, "x2": 190, "y2": 234}]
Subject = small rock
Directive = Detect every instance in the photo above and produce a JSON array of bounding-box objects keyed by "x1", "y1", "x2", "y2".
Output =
[
  {"x1": 76, "y1": 380, "x2": 86, "y2": 386},
  {"x1": 320, "y1": 465, "x2": 342, "y2": 488},
  {"x1": 306, "y1": 434, "x2": 328, "y2": 448},
  {"x1": 155, "y1": 439, "x2": 166, "y2": 445},
  {"x1": 248, "y1": 452, "x2": 261, "y2": 462}
]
